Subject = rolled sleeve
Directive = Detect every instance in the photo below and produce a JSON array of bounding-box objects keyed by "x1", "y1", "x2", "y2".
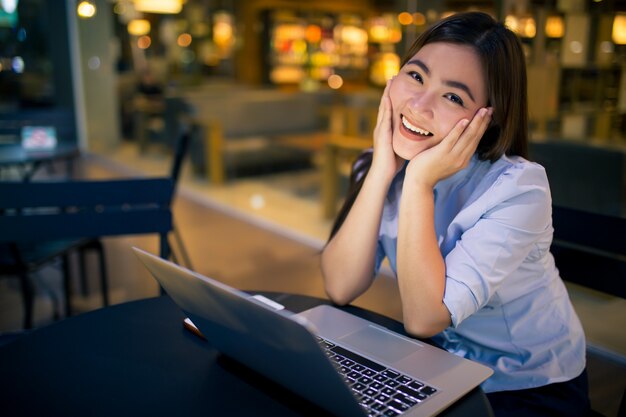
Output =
[{"x1": 442, "y1": 163, "x2": 553, "y2": 327}]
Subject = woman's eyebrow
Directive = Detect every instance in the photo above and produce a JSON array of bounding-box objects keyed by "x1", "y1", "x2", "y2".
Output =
[
  {"x1": 407, "y1": 58, "x2": 430, "y2": 75},
  {"x1": 406, "y1": 58, "x2": 476, "y2": 103},
  {"x1": 445, "y1": 80, "x2": 476, "y2": 103}
]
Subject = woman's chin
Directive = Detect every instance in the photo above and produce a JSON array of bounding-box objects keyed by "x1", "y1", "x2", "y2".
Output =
[{"x1": 392, "y1": 137, "x2": 425, "y2": 161}]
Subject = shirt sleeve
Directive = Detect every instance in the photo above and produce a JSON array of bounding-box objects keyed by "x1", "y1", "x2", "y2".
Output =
[{"x1": 442, "y1": 162, "x2": 553, "y2": 327}]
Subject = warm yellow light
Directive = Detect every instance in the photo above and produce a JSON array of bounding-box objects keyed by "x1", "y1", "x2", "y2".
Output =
[
  {"x1": 305, "y1": 25, "x2": 322, "y2": 43},
  {"x1": 413, "y1": 13, "x2": 426, "y2": 26},
  {"x1": 77, "y1": 1, "x2": 96, "y2": 19},
  {"x1": 369, "y1": 25, "x2": 390, "y2": 43},
  {"x1": 275, "y1": 24, "x2": 305, "y2": 41},
  {"x1": 137, "y1": 35, "x2": 151, "y2": 49},
  {"x1": 339, "y1": 25, "x2": 368, "y2": 45},
  {"x1": 389, "y1": 28, "x2": 402, "y2": 43},
  {"x1": 545, "y1": 16, "x2": 564, "y2": 38},
  {"x1": 177, "y1": 33, "x2": 192, "y2": 47},
  {"x1": 128, "y1": 19, "x2": 151, "y2": 36},
  {"x1": 505, "y1": 15, "x2": 519, "y2": 33},
  {"x1": 327, "y1": 74, "x2": 343, "y2": 89},
  {"x1": 521, "y1": 17, "x2": 536, "y2": 38},
  {"x1": 369, "y1": 52, "x2": 400, "y2": 86},
  {"x1": 398, "y1": 12, "x2": 413, "y2": 26},
  {"x1": 134, "y1": 0, "x2": 182, "y2": 14},
  {"x1": 506, "y1": 15, "x2": 536, "y2": 38},
  {"x1": 213, "y1": 22, "x2": 232, "y2": 46},
  {"x1": 613, "y1": 14, "x2": 626, "y2": 45},
  {"x1": 292, "y1": 39, "x2": 307, "y2": 54}
]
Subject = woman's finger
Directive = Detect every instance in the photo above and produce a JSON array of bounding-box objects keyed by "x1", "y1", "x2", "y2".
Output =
[
  {"x1": 440, "y1": 117, "x2": 470, "y2": 150},
  {"x1": 453, "y1": 107, "x2": 492, "y2": 155}
]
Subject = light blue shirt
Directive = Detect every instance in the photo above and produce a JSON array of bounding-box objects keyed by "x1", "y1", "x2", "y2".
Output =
[{"x1": 375, "y1": 154, "x2": 586, "y2": 393}]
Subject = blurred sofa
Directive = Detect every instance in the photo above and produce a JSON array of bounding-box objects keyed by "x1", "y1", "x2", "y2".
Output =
[{"x1": 181, "y1": 88, "x2": 332, "y2": 184}]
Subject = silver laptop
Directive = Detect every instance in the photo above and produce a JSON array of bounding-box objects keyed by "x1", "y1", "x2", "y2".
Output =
[{"x1": 133, "y1": 247, "x2": 493, "y2": 417}]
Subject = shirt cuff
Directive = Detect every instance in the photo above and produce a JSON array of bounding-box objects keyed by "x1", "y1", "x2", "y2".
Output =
[{"x1": 442, "y1": 276, "x2": 479, "y2": 327}]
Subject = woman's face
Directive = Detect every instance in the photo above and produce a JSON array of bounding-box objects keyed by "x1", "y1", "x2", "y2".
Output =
[{"x1": 389, "y1": 42, "x2": 488, "y2": 161}]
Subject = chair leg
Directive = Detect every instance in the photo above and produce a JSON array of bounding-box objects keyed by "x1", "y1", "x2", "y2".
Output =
[
  {"x1": 158, "y1": 234, "x2": 171, "y2": 297},
  {"x1": 94, "y1": 240, "x2": 109, "y2": 307},
  {"x1": 62, "y1": 253, "x2": 72, "y2": 318},
  {"x1": 160, "y1": 234, "x2": 171, "y2": 260},
  {"x1": 18, "y1": 272, "x2": 34, "y2": 329},
  {"x1": 78, "y1": 248, "x2": 89, "y2": 297}
]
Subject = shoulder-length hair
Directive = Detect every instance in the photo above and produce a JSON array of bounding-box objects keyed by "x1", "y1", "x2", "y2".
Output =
[{"x1": 328, "y1": 11, "x2": 529, "y2": 240}]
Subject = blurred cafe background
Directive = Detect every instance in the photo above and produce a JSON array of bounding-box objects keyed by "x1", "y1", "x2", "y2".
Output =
[{"x1": 0, "y1": 0, "x2": 625, "y2": 414}]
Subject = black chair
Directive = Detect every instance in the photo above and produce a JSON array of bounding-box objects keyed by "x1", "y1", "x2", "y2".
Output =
[
  {"x1": 73, "y1": 127, "x2": 192, "y2": 306},
  {"x1": 0, "y1": 178, "x2": 174, "y2": 329},
  {"x1": 551, "y1": 205, "x2": 626, "y2": 299}
]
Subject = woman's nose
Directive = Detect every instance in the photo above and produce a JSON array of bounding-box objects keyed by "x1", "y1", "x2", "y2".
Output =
[{"x1": 408, "y1": 92, "x2": 435, "y2": 119}]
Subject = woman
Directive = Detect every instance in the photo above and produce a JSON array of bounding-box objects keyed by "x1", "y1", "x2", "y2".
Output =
[{"x1": 321, "y1": 11, "x2": 590, "y2": 417}]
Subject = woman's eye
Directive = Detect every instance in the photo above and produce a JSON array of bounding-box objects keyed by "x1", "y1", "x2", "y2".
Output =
[
  {"x1": 407, "y1": 71, "x2": 423, "y2": 83},
  {"x1": 445, "y1": 93, "x2": 464, "y2": 107}
]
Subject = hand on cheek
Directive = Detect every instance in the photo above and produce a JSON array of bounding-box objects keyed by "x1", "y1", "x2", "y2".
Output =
[
  {"x1": 371, "y1": 77, "x2": 404, "y2": 181},
  {"x1": 406, "y1": 107, "x2": 493, "y2": 188}
]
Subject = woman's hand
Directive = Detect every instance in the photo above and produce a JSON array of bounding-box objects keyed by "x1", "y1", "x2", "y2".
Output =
[
  {"x1": 371, "y1": 78, "x2": 405, "y2": 182},
  {"x1": 405, "y1": 107, "x2": 493, "y2": 188}
]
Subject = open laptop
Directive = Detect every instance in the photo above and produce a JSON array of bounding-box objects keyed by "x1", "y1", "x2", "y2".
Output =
[{"x1": 133, "y1": 247, "x2": 493, "y2": 417}]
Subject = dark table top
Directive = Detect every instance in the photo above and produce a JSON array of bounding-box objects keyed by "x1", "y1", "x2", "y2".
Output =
[{"x1": 0, "y1": 293, "x2": 493, "y2": 417}]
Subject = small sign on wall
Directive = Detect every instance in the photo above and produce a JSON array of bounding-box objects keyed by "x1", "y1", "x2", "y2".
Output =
[{"x1": 21, "y1": 126, "x2": 58, "y2": 150}]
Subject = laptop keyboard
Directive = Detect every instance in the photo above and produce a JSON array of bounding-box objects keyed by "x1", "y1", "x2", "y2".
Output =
[{"x1": 317, "y1": 336, "x2": 438, "y2": 417}]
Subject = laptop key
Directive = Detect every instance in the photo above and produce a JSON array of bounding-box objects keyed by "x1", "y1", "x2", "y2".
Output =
[
  {"x1": 382, "y1": 369, "x2": 400, "y2": 379},
  {"x1": 385, "y1": 379, "x2": 400, "y2": 388},
  {"x1": 352, "y1": 382, "x2": 368, "y2": 392},
  {"x1": 382, "y1": 409, "x2": 399, "y2": 417},
  {"x1": 387, "y1": 399, "x2": 411, "y2": 412},
  {"x1": 374, "y1": 393, "x2": 390, "y2": 403},
  {"x1": 341, "y1": 359, "x2": 356, "y2": 367},
  {"x1": 420, "y1": 386, "x2": 437, "y2": 396},
  {"x1": 370, "y1": 401, "x2": 386, "y2": 412},
  {"x1": 358, "y1": 376, "x2": 373, "y2": 385},
  {"x1": 363, "y1": 388, "x2": 378, "y2": 397},
  {"x1": 373, "y1": 374, "x2": 389, "y2": 383},
  {"x1": 370, "y1": 381, "x2": 385, "y2": 390},
  {"x1": 397, "y1": 375, "x2": 413, "y2": 384},
  {"x1": 397, "y1": 385, "x2": 427, "y2": 401},
  {"x1": 361, "y1": 397, "x2": 375, "y2": 406},
  {"x1": 393, "y1": 393, "x2": 418, "y2": 407},
  {"x1": 332, "y1": 354, "x2": 345, "y2": 363},
  {"x1": 407, "y1": 381, "x2": 423, "y2": 390}
]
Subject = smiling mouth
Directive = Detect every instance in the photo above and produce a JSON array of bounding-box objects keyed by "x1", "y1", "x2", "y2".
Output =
[{"x1": 401, "y1": 115, "x2": 433, "y2": 137}]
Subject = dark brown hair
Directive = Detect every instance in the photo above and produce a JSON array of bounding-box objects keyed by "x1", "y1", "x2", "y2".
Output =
[{"x1": 328, "y1": 11, "x2": 529, "y2": 240}]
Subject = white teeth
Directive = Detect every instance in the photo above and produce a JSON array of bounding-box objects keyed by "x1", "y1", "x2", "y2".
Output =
[{"x1": 402, "y1": 116, "x2": 431, "y2": 136}]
